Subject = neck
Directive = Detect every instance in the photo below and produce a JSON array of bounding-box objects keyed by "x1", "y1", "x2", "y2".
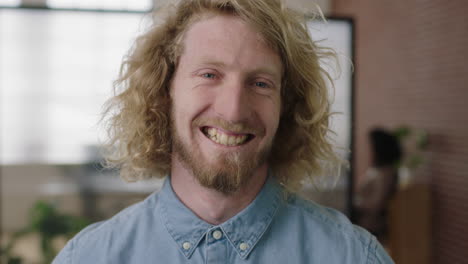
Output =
[{"x1": 170, "y1": 158, "x2": 268, "y2": 225}]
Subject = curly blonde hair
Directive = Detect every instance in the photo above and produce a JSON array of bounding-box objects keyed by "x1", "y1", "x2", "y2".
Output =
[{"x1": 103, "y1": 0, "x2": 341, "y2": 191}]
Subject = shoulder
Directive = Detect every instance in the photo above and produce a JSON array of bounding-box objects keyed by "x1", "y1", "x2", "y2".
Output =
[
  {"x1": 52, "y1": 191, "x2": 161, "y2": 264},
  {"x1": 279, "y1": 193, "x2": 393, "y2": 264},
  {"x1": 285, "y1": 193, "x2": 363, "y2": 237},
  {"x1": 77, "y1": 191, "x2": 159, "y2": 241}
]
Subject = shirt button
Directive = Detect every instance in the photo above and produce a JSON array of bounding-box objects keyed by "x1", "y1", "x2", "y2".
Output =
[
  {"x1": 182, "y1": 242, "x2": 191, "y2": 250},
  {"x1": 212, "y1": 230, "x2": 223, "y2": 240},
  {"x1": 239, "y1": 242, "x2": 249, "y2": 251}
]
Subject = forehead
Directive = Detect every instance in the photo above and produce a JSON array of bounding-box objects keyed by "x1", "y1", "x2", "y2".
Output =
[{"x1": 179, "y1": 14, "x2": 282, "y2": 77}]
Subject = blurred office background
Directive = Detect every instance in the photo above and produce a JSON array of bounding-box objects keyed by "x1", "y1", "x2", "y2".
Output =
[
  {"x1": 332, "y1": 1, "x2": 468, "y2": 263},
  {"x1": 1, "y1": 0, "x2": 467, "y2": 263}
]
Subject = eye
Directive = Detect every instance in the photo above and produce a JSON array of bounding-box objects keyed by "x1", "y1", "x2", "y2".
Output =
[
  {"x1": 254, "y1": 81, "x2": 269, "y2": 88},
  {"x1": 202, "y1": 73, "x2": 216, "y2": 79}
]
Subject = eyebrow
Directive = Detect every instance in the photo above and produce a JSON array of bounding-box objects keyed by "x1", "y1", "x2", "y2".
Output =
[
  {"x1": 194, "y1": 59, "x2": 282, "y2": 81},
  {"x1": 192, "y1": 60, "x2": 227, "y2": 71}
]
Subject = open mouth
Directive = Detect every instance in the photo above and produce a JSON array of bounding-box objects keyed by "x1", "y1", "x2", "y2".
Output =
[{"x1": 201, "y1": 126, "x2": 254, "y2": 147}]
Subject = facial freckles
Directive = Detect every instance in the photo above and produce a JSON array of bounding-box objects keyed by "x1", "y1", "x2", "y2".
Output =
[{"x1": 170, "y1": 14, "x2": 282, "y2": 194}]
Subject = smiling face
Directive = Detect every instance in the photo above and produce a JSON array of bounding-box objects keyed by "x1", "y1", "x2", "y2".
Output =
[{"x1": 170, "y1": 14, "x2": 283, "y2": 194}]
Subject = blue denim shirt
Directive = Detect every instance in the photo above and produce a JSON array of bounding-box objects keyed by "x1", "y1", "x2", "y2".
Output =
[{"x1": 53, "y1": 176, "x2": 393, "y2": 263}]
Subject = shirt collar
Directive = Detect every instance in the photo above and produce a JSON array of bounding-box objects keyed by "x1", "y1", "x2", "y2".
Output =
[{"x1": 158, "y1": 175, "x2": 284, "y2": 260}]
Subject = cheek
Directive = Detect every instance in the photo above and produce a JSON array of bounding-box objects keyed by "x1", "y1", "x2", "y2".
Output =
[
  {"x1": 172, "y1": 92, "x2": 209, "y2": 135},
  {"x1": 257, "y1": 98, "x2": 281, "y2": 136},
  {"x1": 171, "y1": 95, "x2": 192, "y2": 134},
  {"x1": 269, "y1": 113, "x2": 281, "y2": 136}
]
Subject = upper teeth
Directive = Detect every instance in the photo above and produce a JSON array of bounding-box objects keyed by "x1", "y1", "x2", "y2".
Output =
[{"x1": 205, "y1": 127, "x2": 249, "y2": 146}]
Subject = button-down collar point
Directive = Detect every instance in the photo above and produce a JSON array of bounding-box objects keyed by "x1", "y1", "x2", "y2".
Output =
[
  {"x1": 239, "y1": 242, "x2": 249, "y2": 251},
  {"x1": 182, "y1": 242, "x2": 191, "y2": 250}
]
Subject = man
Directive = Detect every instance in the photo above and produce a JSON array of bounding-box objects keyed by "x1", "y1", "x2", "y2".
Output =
[{"x1": 54, "y1": 0, "x2": 393, "y2": 263}]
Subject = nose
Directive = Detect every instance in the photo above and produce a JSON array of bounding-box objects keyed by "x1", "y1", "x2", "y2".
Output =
[{"x1": 213, "y1": 78, "x2": 251, "y2": 123}]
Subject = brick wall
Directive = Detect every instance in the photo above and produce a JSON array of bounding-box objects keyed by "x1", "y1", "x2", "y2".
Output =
[{"x1": 332, "y1": 0, "x2": 468, "y2": 263}]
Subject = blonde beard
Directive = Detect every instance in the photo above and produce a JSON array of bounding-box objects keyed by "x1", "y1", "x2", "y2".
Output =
[{"x1": 172, "y1": 129, "x2": 271, "y2": 195}]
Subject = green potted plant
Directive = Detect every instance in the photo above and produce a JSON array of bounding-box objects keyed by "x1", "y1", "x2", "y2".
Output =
[
  {"x1": 1, "y1": 200, "x2": 90, "y2": 264},
  {"x1": 393, "y1": 126, "x2": 429, "y2": 187}
]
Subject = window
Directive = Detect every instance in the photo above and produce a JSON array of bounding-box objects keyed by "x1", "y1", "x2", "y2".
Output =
[
  {"x1": 47, "y1": 0, "x2": 152, "y2": 11},
  {"x1": 1, "y1": 9, "x2": 147, "y2": 164},
  {"x1": 0, "y1": 0, "x2": 21, "y2": 7}
]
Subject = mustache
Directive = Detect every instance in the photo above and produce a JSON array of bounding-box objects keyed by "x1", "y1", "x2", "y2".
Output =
[{"x1": 193, "y1": 117, "x2": 264, "y2": 136}]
